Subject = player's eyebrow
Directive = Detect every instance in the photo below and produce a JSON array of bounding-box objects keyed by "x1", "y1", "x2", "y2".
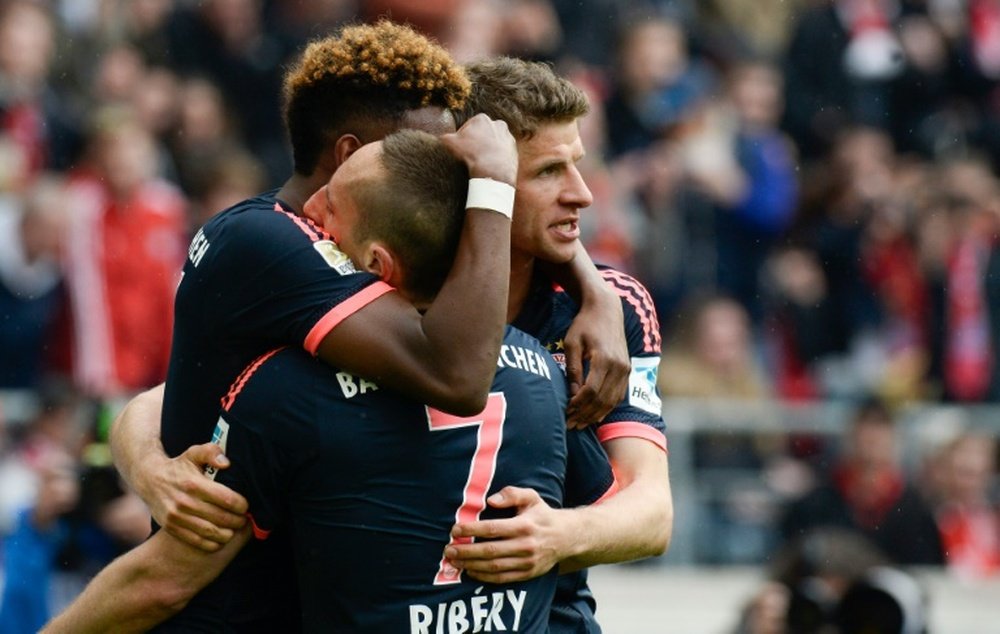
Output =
[{"x1": 535, "y1": 151, "x2": 586, "y2": 174}]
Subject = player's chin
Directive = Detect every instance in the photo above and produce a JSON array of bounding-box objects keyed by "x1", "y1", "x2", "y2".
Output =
[{"x1": 538, "y1": 242, "x2": 578, "y2": 265}]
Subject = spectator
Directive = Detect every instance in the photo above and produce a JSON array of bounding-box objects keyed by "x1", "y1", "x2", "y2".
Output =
[
  {"x1": 51, "y1": 107, "x2": 186, "y2": 398},
  {"x1": 0, "y1": 1, "x2": 81, "y2": 176},
  {"x1": 165, "y1": 0, "x2": 299, "y2": 185},
  {"x1": 736, "y1": 527, "x2": 928, "y2": 634},
  {"x1": 927, "y1": 433, "x2": 999, "y2": 579},
  {"x1": 660, "y1": 294, "x2": 771, "y2": 399},
  {"x1": 679, "y1": 60, "x2": 799, "y2": 320},
  {"x1": 780, "y1": 398, "x2": 945, "y2": 565},
  {"x1": 604, "y1": 15, "x2": 716, "y2": 158},
  {"x1": 0, "y1": 176, "x2": 67, "y2": 389}
]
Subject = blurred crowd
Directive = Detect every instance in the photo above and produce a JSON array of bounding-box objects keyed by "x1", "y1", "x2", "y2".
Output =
[{"x1": 0, "y1": 0, "x2": 999, "y2": 630}]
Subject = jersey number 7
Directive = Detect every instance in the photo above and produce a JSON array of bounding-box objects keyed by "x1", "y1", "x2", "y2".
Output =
[{"x1": 426, "y1": 392, "x2": 508, "y2": 585}]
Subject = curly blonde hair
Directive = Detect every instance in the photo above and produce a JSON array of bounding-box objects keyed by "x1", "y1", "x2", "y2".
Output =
[{"x1": 283, "y1": 21, "x2": 470, "y2": 174}]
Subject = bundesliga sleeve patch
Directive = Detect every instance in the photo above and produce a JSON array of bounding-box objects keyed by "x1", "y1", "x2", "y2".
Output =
[
  {"x1": 203, "y1": 417, "x2": 230, "y2": 481},
  {"x1": 313, "y1": 240, "x2": 359, "y2": 275},
  {"x1": 628, "y1": 357, "x2": 662, "y2": 415}
]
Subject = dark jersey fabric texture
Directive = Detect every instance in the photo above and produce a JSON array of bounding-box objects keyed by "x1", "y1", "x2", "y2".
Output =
[
  {"x1": 154, "y1": 190, "x2": 390, "y2": 632},
  {"x1": 513, "y1": 267, "x2": 667, "y2": 634},
  {"x1": 214, "y1": 326, "x2": 615, "y2": 632}
]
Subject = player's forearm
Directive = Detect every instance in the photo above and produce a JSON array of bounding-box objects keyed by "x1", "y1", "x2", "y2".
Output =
[
  {"x1": 416, "y1": 208, "x2": 511, "y2": 411},
  {"x1": 42, "y1": 527, "x2": 250, "y2": 634},
  {"x1": 110, "y1": 384, "x2": 168, "y2": 502},
  {"x1": 559, "y1": 446, "x2": 672, "y2": 572}
]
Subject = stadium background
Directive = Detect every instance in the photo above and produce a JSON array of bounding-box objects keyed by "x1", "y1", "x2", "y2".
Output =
[{"x1": 0, "y1": 0, "x2": 998, "y2": 631}]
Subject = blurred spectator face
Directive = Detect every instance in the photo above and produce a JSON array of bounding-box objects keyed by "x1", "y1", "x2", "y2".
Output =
[
  {"x1": 618, "y1": 19, "x2": 687, "y2": 95},
  {"x1": 502, "y1": 0, "x2": 562, "y2": 59},
  {"x1": 730, "y1": 63, "x2": 784, "y2": 129},
  {"x1": 695, "y1": 299, "x2": 752, "y2": 376},
  {"x1": 444, "y1": 0, "x2": 504, "y2": 64},
  {"x1": 132, "y1": 67, "x2": 180, "y2": 138},
  {"x1": 93, "y1": 45, "x2": 146, "y2": 105},
  {"x1": 833, "y1": 128, "x2": 895, "y2": 204},
  {"x1": 127, "y1": 0, "x2": 175, "y2": 35},
  {"x1": 177, "y1": 78, "x2": 230, "y2": 147},
  {"x1": 941, "y1": 435, "x2": 996, "y2": 506},
  {"x1": 20, "y1": 176, "x2": 68, "y2": 262},
  {"x1": 0, "y1": 1, "x2": 54, "y2": 90},
  {"x1": 511, "y1": 121, "x2": 594, "y2": 265},
  {"x1": 849, "y1": 414, "x2": 899, "y2": 475},
  {"x1": 203, "y1": 0, "x2": 262, "y2": 50},
  {"x1": 92, "y1": 116, "x2": 157, "y2": 197}
]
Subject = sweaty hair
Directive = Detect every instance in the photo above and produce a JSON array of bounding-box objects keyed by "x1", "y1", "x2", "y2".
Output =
[
  {"x1": 353, "y1": 130, "x2": 469, "y2": 301},
  {"x1": 459, "y1": 57, "x2": 589, "y2": 140},
  {"x1": 283, "y1": 20, "x2": 470, "y2": 175}
]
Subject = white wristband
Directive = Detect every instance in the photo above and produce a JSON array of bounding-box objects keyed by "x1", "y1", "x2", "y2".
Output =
[{"x1": 466, "y1": 177, "x2": 515, "y2": 219}]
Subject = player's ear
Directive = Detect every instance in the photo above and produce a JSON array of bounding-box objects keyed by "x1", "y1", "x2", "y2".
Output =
[
  {"x1": 332, "y1": 135, "x2": 364, "y2": 170},
  {"x1": 364, "y1": 242, "x2": 399, "y2": 286}
]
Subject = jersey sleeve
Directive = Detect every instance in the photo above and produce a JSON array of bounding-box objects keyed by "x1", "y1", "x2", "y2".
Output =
[
  {"x1": 212, "y1": 348, "x2": 320, "y2": 538},
  {"x1": 594, "y1": 269, "x2": 667, "y2": 452},
  {"x1": 188, "y1": 204, "x2": 393, "y2": 355},
  {"x1": 563, "y1": 427, "x2": 616, "y2": 508}
]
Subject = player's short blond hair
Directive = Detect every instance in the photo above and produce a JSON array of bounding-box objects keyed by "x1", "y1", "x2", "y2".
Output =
[
  {"x1": 353, "y1": 130, "x2": 468, "y2": 301},
  {"x1": 459, "y1": 57, "x2": 589, "y2": 140}
]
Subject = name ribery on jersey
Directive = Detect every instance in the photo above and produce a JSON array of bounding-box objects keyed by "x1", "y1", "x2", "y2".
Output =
[{"x1": 409, "y1": 588, "x2": 528, "y2": 634}]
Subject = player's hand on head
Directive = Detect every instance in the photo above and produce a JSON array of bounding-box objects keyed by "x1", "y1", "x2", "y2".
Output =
[
  {"x1": 149, "y1": 442, "x2": 249, "y2": 553},
  {"x1": 440, "y1": 113, "x2": 518, "y2": 186},
  {"x1": 444, "y1": 486, "x2": 565, "y2": 583},
  {"x1": 563, "y1": 294, "x2": 629, "y2": 429}
]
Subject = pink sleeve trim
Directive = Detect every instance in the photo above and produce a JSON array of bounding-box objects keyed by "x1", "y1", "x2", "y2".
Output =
[
  {"x1": 597, "y1": 422, "x2": 667, "y2": 452},
  {"x1": 303, "y1": 282, "x2": 394, "y2": 354},
  {"x1": 248, "y1": 513, "x2": 271, "y2": 540},
  {"x1": 594, "y1": 478, "x2": 620, "y2": 504}
]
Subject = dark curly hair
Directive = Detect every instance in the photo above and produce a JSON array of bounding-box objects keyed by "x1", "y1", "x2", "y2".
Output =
[
  {"x1": 283, "y1": 20, "x2": 470, "y2": 175},
  {"x1": 458, "y1": 57, "x2": 589, "y2": 140}
]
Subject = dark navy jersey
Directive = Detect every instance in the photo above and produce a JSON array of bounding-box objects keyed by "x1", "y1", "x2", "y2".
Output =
[
  {"x1": 214, "y1": 326, "x2": 615, "y2": 633},
  {"x1": 155, "y1": 190, "x2": 392, "y2": 631},
  {"x1": 512, "y1": 266, "x2": 667, "y2": 634}
]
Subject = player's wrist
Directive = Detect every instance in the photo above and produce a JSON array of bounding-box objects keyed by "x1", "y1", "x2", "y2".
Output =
[{"x1": 466, "y1": 178, "x2": 515, "y2": 219}]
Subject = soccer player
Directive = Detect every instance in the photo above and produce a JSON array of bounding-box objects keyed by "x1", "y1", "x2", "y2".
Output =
[
  {"x1": 113, "y1": 20, "x2": 629, "y2": 557},
  {"x1": 441, "y1": 58, "x2": 674, "y2": 633},
  {"x1": 44, "y1": 129, "x2": 614, "y2": 634}
]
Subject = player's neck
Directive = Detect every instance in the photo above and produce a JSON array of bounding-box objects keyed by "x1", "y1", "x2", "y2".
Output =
[
  {"x1": 507, "y1": 253, "x2": 536, "y2": 322},
  {"x1": 277, "y1": 172, "x2": 332, "y2": 215}
]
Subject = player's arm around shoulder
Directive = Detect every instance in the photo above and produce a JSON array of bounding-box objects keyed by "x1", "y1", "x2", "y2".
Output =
[
  {"x1": 544, "y1": 244, "x2": 631, "y2": 429},
  {"x1": 315, "y1": 114, "x2": 518, "y2": 416},
  {"x1": 41, "y1": 525, "x2": 252, "y2": 634},
  {"x1": 110, "y1": 385, "x2": 249, "y2": 553}
]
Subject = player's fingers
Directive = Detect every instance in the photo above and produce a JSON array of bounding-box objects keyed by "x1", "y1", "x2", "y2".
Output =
[
  {"x1": 487, "y1": 485, "x2": 541, "y2": 509},
  {"x1": 199, "y1": 481, "x2": 250, "y2": 517},
  {"x1": 562, "y1": 341, "x2": 584, "y2": 397},
  {"x1": 566, "y1": 384, "x2": 601, "y2": 429},
  {"x1": 182, "y1": 442, "x2": 230, "y2": 470},
  {"x1": 163, "y1": 523, "x2": 225, "y2": 553},
  {"x1": 445, "y1": 538, "x2": 532, "y2": 562},
  {"x1": 452, "y1": 517, "x2": 525, "y2": 540},
  {"x1": 179, "y1": 477, "x2": 249, "y2": 517},
  {"x1": 464, "y1": 565, "x2": 538, "y2": 584},
  {"x1": 168, "y1": 506, "x2": 238, "y2": 544}
]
